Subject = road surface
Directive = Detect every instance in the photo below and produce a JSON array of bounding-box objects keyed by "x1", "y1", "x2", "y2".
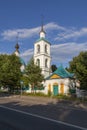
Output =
[{"x1": 0, "y1": 95, "x2": 87, "y2": 130}]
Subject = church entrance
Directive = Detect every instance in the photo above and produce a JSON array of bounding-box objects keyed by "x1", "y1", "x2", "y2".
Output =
[{"x1": 53, "y1": 83, "x2": 58, "y2": 96}]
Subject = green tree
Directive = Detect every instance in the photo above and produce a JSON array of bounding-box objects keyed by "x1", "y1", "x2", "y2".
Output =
[
  {"x1": 0, "y1": 54, "x2": 22, "y2": 91},
  {"x1": 68, "y1": 51, "x2": 87, "y2": 90},
  {"x1": 25, "y1": 58, "x2": 44, "y2": 92},
  {"x1": 51, "y1": 64, "x2": 57, "y2": 72}
]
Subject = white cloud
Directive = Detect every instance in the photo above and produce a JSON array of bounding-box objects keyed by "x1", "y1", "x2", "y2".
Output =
[
  {"x1": 1, "y1": 22, "x2": 87, "y2": 67},
  {"x1": 20, "y1": 49, "x2": 33, "y2": 63},
  {"x1": 55, "y1": 27, "x2": 87, "y2": 41},
  {"x1": 1, "y1": 22, "x2": 64, "y2": 41},
  {"x1": 51, "y1": 42, "x2": 87, "y2": 66},
  {"x1": 21, "y1": 42, "x2": 87, "y2": 66},
  {"x1": 1, "y1": 28, "x2": 39, "y2": 40},
  {"x1": 45, "y1": 22, "x2": 66, "y2": 31},
  {"x1": 21, "y1": 49, "x2": 33, "y2": 57},
  {"x1": 1, "y1": 22, "x2": 87, "y2": 43}
]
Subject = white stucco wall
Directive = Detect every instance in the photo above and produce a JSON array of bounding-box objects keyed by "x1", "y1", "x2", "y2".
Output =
[
  {"x1": 44, "y1": 78, "x2": 70, "y2": 95},
  {"x1": 34, "y1": 40, "x2": 51, "y2": 78}
]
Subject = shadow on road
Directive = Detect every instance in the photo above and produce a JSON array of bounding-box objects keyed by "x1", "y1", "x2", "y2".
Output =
[{"x1": 0, "y1": 95, "x2": 87, "y2": 129}]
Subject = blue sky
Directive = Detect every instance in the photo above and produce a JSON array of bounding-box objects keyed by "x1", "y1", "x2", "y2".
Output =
[{"x1": 0, "y1": 0, "x2": 87, "y2": 67}]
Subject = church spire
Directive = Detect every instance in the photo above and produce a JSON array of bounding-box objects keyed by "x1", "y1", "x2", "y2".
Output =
[
  {"x1": 14, "y1": 35, "x2": 20, "y2": 56},
  {"x1": 40, "y1": 15, "x2": 46, "y2": 38},
  {"x1": 15, "y1": 43, "x2": 19, "y2": 52}
]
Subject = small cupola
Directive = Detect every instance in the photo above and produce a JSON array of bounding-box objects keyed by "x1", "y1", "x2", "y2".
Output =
[
  {"x1": 14, "y1": 43, "x2": 20, "y2": 56},
  {"x1": 40, "y1": 24, "x2": 46, "y2": 38}
]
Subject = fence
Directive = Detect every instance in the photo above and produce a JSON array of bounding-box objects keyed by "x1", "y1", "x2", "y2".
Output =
[{"x1": 76, "y1": 89, "x2": 87, "y2": 99}]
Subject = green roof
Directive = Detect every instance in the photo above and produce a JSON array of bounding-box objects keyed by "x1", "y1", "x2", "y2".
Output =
[
  {"x1": 35, "y1": 37, "x2": 51, "y2": 45},
  {"x1": 46, "y1": 65, "x2": 74, "y2": 80},
  {"x1": 20, "y1": 57, "x2": 26, "y2": 66}
]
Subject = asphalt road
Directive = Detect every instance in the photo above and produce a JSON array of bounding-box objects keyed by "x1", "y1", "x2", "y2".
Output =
[
  {"x1": 0, "y1": 105, "x2": 86, "y2": 130},
  {"x1": 0, "y1": 96, "x2": 87, "y2": 130}
]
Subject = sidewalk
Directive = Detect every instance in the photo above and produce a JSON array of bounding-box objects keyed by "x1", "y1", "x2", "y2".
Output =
[
  {"x1": 9, "y1": 95, "x2": 87, "y2": 111},
  {"x1": 0, "y1": 94, "x2": 87, "y2": 111}
]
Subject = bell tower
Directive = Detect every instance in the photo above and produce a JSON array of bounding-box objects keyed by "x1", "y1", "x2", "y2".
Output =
[{"x1": 34, "y1": 24, "x2": 51, "y2": 78}]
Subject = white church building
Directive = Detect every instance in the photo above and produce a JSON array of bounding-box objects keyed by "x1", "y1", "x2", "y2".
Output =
[{"x1": 15, "y1": 24, "x2": 78, "y2": 96}]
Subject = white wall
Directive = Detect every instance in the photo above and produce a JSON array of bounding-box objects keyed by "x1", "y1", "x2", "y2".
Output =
[{"x1": 45, "y1": 78, "x2": 70, "y2": 95}]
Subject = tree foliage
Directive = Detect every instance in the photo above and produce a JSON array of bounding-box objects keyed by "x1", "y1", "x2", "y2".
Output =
[
  {"x1": 51, "y1": 64, "x2": 57, "y2": 72},
  {"x1": 68, "y1": 51, "x2": 87, "y2": 90},
  {"x1": 25, "y1": 58, "x2": 44, "y2": 90},
  {"x1": 0, "y1": 54, "x2": 22, "y2": 91}
]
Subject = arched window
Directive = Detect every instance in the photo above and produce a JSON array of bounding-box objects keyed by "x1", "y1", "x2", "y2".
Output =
[
  {"x1": 37, "y1": 45, "x2": 40, "y2": 53},
  {"x1": 45, "y1": 59, "x2": 48, "y2": 68},
  {"x1": 37, "y1": 59, "x2": 40, "y2": 66},
  {"x1": 45, "y1": 44, "x2": 47, "y2": 53}
]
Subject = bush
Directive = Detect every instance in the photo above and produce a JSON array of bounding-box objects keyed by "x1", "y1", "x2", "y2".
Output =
[{"x1": 48, "y1": 90, "x2": 52, "y2": 96}]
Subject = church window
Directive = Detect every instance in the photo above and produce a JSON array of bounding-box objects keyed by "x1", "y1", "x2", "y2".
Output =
[
  {"x1": 45, "y1": 44, "x2": 47, "y2": 53},
  {"x1": 37, "y1": 45, "x2": 40, "y2": 53},
  {"x1": 45, "y1": 59, "x2": 48, "y2": 68},
  {"x1": 36, "y1": 59, "x2": 40, "y2": 66}
]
